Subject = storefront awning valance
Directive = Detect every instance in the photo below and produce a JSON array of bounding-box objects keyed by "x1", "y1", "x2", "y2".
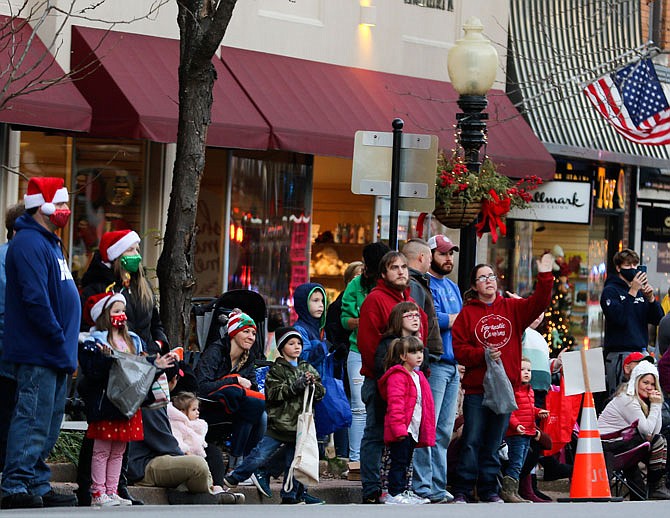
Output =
[
  {"x1": 70, "y1": 26, "x2": 270, "y2": 150},
  {"x1": 0, "y1": 16, "x2": 91, "y2": 132},
  {"x1": 220, "y1": 46, "x2": 556, "y2": 180},
  {"x1": 509, "y1": 0, "x2": 670, "y2": 168}
]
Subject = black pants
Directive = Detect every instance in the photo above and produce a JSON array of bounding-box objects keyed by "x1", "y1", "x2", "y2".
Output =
[
  {"x1": 0, "y1": 375, "x2": 17, "y2": 471},
  {"x1": 387, "y1": 436, "x2": 416, "y2": 496}
]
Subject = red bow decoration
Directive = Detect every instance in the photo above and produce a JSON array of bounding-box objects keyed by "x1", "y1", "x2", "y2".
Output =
[{"x1": 475, "y1": 190, "x2": 511, "y2": 244}]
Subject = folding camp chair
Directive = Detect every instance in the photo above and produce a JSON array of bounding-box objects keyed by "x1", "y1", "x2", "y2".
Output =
[{"x1": 601, "y1": 420, "x2": 651, "y2": 500}]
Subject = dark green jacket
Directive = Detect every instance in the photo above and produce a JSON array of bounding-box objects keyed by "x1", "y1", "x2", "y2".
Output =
[{"x1": 265, "y1": 357, "x2": 325, "y2": 443}]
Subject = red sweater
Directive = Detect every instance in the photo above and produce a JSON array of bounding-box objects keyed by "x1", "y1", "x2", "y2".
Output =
[
  {"x1": 378, "y1": 364, "x2": 436, "y2": 447},
  {"x1": 507, "y1": 383, "x2": 541, "y2": 437},
  {"x1": 357, "y1": 279, "x2": 427, "y2": 378},
  {"x1": 452, "y1": 272, "x2": 553, "y2": 394}
]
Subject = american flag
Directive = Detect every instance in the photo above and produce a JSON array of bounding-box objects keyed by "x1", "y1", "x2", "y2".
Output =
[{"x1": 583, "y1": 58, "x2": 670, "y2": 145}]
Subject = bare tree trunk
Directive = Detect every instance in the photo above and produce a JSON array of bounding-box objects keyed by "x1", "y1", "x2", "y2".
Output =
[{"x1": 157, "y1": 0, "x2": 237, "y2": 346}]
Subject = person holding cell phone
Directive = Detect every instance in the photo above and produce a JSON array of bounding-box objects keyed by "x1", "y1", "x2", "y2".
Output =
[{"x1": 600, "y1": 249, "x2": 664, "y2": 398}]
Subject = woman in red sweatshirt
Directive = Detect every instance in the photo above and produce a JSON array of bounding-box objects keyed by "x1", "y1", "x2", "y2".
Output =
[{"x1": 449, "y1": 253, "x2": 553, "y2": 504}]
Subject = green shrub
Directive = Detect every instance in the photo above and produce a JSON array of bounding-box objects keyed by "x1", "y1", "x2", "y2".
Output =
[{"x1": 47, "y1": 431, "x2": 84, "y2": 466}]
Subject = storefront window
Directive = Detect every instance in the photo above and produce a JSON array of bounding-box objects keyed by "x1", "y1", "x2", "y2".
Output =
[
  {"x1": 70, "y1": 138, "x2": 147, "y2": 284},
  {"x1": 228, "y1": 153, "x2": 313, "y2": 310}
]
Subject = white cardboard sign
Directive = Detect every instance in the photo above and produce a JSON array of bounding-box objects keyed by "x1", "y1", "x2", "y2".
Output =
[{"x1": 562, "y1": 348, "x2": 606, "y2": 396}]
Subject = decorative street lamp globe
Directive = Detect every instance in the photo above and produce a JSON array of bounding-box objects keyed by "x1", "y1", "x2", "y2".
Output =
[
  {"x1": 447, "y1": 17, "x2": 499, "y2": 96},
  {"x1": 446, "y1": 17, "x2": 499, "y2": 291}
]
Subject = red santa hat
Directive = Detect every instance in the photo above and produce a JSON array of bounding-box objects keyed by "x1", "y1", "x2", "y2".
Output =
[
  {"x1": 85, "y1": 292, "x2": 126, "y2": 325},
  {"x1": 99, "y1": 230, "x2": 141, "y2": 263},
  {"x1": 24, "y1": 177, "x2": 69, "y2": 215}
]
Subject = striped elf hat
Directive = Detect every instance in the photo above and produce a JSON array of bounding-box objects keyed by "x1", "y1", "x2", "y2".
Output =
[{"x1": 227, "y1": 310, "x2": 256, "y2": 338}]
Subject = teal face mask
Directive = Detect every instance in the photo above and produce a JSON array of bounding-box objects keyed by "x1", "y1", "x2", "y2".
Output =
[{"x1": 120, "y1": 254, "x2": 142, "y2": 273}]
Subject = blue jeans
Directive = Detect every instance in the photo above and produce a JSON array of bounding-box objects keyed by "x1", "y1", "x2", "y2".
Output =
[
  {"x1": 347, "y1": 351, "x2": 365, "y2": 461},
  {"x1": 229, "y1": 435, "x2": 302, "y2": 500},
  {"x1": 412, "y1": 361, "x2": 459, "y2": 500},
  {"x1": 360, "y1": 376, "x2": 385, "y2": 498},
  {"x1": 504, "y1": 435, "x2": 531, "y2": 481},
  {"x1": 1, "y1": 364, "x2": 67, "y2": 496},
  {"x1": 451, "y1": 393, "x2": 510, "y2": 499}
]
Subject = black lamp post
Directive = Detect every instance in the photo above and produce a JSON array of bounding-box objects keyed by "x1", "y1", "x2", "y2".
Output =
[{"x1": 447, "y1": 17, "x2": 499, "y2": 291}]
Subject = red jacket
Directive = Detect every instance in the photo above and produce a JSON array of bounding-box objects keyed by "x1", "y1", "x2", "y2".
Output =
[
  {"x1": 452, "y1": 272, "x2": 553, "y2": 394},
  {"x1": 357, "y1": 279, "x2": 427, "y2": 378},
  {"x1": 507, "y1": 383, "x2": 540, "y2": 437},
  {"x1": 378, "y1": 364, "x2": 436, "y2": 447}
]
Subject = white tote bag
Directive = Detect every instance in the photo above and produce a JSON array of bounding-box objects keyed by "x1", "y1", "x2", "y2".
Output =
[{"x1": 284, "y1": 385, "x2": 319, "y2": 491}]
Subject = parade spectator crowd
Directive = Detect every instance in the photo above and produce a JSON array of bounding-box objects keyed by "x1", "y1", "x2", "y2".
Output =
[{"x1": 1, "y1": 179, "x2": 670, "y2": 508}]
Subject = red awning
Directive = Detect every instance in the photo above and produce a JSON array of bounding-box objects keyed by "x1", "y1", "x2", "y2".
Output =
[
  {"x1": 0, "y1": 16, "x2": 91, "y2": 132},
  {"x1": 70, "y1": 26, "x2": 270, "y2": 149},
  {"x1": 221, "y1": 46, "x2": 555, "y2": 179}
]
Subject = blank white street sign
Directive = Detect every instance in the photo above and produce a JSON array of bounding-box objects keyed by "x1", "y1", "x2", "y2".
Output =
[{"x1": 351, "y1": 130, "x2": 438, "y2": 213}]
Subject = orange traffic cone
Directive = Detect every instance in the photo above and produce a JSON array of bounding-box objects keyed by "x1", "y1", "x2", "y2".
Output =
[{"x1": 560, "y1": 392, "x2": 620, "y2": 502}]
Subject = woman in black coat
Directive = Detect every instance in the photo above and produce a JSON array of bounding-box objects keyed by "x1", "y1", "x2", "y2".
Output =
[
  {"x1": 195, "y1": 310, "x2": 266, "y2": 470},
  {"x1": 79, "y1": 230, "x2": 168, "y2": 355}
]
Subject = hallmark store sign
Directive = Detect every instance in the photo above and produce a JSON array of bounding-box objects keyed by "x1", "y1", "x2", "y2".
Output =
[{"x1": 507, "y1": 181, "x2": 591, "y2": 224}]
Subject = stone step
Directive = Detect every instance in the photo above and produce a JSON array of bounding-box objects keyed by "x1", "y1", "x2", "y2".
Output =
[{"x1": 49, "y1": 463, "x2": 571, "y2": 505}]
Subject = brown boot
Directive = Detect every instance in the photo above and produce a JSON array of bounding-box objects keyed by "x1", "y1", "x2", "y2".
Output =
[
  {"x1": 649, "y1": 473, "x2": 670, "y2": 500},
  {"x1": 500, "y1": 476, "x2": 530, "y2": 503}
]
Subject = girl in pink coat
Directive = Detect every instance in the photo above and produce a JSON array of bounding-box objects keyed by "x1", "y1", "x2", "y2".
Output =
[
  {"x1": 378, "y1": 336, "x2": 436, "y2": 505},
  {"x1": 167, "y1": 392, "x2": 224, "y2": 494}
]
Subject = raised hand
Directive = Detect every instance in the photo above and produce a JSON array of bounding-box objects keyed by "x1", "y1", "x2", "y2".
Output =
[{"x1": 536, "y1": 252, "x2": 554, "y2": 273}]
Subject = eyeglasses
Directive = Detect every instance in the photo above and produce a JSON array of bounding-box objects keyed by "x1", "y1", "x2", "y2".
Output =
[
  {"x1": 402, "y1": 312, "x2": 421, "y2": 320},
  {"x1": 476, "y1": 274, "x2": 497, "y2": 283}
]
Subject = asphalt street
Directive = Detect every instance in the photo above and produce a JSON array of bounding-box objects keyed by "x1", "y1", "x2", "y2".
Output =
[{"x1": 3, "y1": 502, "x2": 670, "y2": 517}]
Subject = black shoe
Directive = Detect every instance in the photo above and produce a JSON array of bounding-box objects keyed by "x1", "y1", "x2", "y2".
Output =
[
  {"x1": 1, "y1": 493, "x2": 43, "y2": 509},
  {"x1": 42, "y1": 490, "x2": 77, "y2": 507},
  {"x1": 362, "y1": 490, "x2": 382, "y2": 504},
  {"x1": 281, "y1": 497, "x2": 306, "y2": 505},
  {"x1": 118, "y1": 485, "x2": 144, "y2": 505}
]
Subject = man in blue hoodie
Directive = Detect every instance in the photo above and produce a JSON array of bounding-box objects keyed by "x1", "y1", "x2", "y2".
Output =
[
  {"x1": 0, "y1": 178, "x2": 80, "y2": 510},
  {"x1": 600, "y1": 248, "x2": 663, "y2": 397}
]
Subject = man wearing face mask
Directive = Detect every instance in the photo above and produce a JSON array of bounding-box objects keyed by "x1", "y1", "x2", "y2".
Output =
[
  {"x1": 600, "y1": 248, "x2": 663, "y2": 398},
  {"x1": 77, "y1": 228, "x2": 169, "y2": 506},
  {"x1": 1, "y1": 177, "x2": 80, "y2": 509}
]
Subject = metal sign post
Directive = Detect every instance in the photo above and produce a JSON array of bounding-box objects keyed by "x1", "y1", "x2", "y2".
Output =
[{"x1": 389, "y1": 118, "x2": 404, "y2": 250}]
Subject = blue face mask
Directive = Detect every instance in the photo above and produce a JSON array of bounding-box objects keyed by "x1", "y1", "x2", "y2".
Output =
[{"x1": 288, "y1": 359, "x2": 298, "y2": 367}]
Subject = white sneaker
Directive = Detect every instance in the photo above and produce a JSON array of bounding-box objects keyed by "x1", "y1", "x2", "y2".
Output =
[
  {"x1": 401, "y1": 490, "x2": 430, "y2": 504},
  {"x1": 107, "y1": 493, "x2": 132, "y2": 506},
  {"x1": 238, "y1": 477, "x2": 255, "y2": 486},
  {"x1": 91, "y1": 493, "x2": 120, "y2": 507},
  {"x1": 384, "y1": 493, "x2": 413, "y2": 505}
]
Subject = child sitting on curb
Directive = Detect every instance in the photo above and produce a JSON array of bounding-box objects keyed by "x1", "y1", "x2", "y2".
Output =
[{"x1": 223, "y1": 327, "x2": 326, "y2": 504}]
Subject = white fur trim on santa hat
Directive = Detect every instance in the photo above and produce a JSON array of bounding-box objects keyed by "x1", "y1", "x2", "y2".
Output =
[
  {"x1": 24, "y1": 187, "x2": 68, "y2": 214},
  {"x1": 106, "y1": 231, "x2": 141, "y2": 262},
  {"x1": 90, "y1": 292, "x2": 126, "y2": 324}
]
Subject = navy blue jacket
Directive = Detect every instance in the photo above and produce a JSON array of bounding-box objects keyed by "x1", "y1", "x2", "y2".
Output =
[
  {"x1": 3, "y1": 214, "x2": 80, "y2": 373},
  {"x1": 78, "y1": 330, "x2": 146, "y2": 422},
  {"x1": 600, "y1": 274, "x2": 664, "y2": 353}
]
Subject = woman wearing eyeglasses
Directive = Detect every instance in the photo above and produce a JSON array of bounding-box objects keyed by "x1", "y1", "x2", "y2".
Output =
[{"x1": 449, "y1": 253, "x2": 554, "y2": 504}]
